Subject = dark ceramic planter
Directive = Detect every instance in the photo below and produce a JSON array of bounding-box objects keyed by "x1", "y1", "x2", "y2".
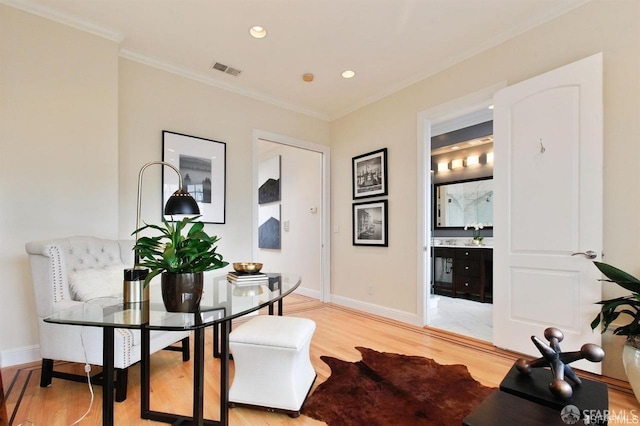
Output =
[{"x1": 161, "y1": 272, "x2": 204, "y2": 313}]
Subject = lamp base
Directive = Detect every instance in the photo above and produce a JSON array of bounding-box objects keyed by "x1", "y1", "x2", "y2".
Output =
[{"x1": 123, "y1": 268, "x2": 149, "y2": 304}]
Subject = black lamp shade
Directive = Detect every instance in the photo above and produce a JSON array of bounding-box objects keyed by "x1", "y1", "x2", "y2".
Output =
[{"x1": 164, "y1": 189, "x2": 200, "y2": 215}]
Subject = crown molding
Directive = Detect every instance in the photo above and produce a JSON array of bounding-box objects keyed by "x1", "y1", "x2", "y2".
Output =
[
  {"x1": 3, "y1": 0, "x2": 329, "y2": 121},
  {"x1": 119, "y1": 49, "x2": 330, "y2": 122},
  {"x1": 1, "y1": 0, "x2": 124, "y2": 42},
  {"x1": 331, "y1": 0, "x2": 591, "y2": 120}
]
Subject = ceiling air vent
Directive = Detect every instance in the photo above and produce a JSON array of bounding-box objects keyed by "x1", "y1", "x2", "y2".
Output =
[{"x1": 211, "y1": 61, "x2": 242, "y2": 77}]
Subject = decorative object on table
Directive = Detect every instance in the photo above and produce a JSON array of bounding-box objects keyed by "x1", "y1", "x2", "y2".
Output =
[
  {"x1": 465, "y1": 222, "x2": 484, "y2": 245},
  {"x1": 123, "y1": 267, "x2": 149, "y2": 305},
  {"x1": 126, "y1": 159, "x2": 201, "y2": 305},
  {"x1": 259, "y1": 204, "x2": 281, "y2": 249},
  {"x1": 163, "y1": 131, "x2": 226, "y2": 224},
  {"x1": 515, "y1": 327, "x2": 604, "y2": 398},
  {"x1": 227, "y1": 271, "x2": 268, "y2": 285},
  {"x1": 258, "y1": 155, "x2": 281, "y2": 204},
  {"x1": 499, "y1": 362, "x2": 608, "y2": 418},
  {"x1": 233, "y1": 262, "x2": 263, "y2": 274},
  {"x1": 133, "y1": 216, "x2": 228, "y2": 312},
  {"x1": 353, "y1": 200, "x2": 388, "y2": 246},
  {"x1": 352, "y1": 148, "x2": 387, "y2": 199},
  {"x1": 590, "y1": 261, "x2": 640, "y2": 403},
  {"x1": 228, "y1": 265, "x2": 268, "y2": 287},
  {"x1": 303, "y1": 347, "x2": 494, "y2": 425}
]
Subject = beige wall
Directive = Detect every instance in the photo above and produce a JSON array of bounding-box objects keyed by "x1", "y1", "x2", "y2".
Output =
[
  {"x1": 117, "y1": 59, "x2": 330, "y2": 265},
  {"x1": 330, "y1": 0, "x2": 639, "y2": 378},
  {"x1": 0, "y1": 6, "x2": 120, "y2": 362},
  {"x1": 0, "y1": 5, "x2": 329, "y2": 365}
]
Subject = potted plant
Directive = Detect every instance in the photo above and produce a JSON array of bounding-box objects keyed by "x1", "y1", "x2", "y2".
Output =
[
  {"x1": 590, "y1": 261, "x2": 640, "y2": 402},
  {"x1": 133, "y1": 216, "x2": 228, "y2": 312},
  {"x1": 464, "y1": 222, "x2": 484, "y2": 245}
]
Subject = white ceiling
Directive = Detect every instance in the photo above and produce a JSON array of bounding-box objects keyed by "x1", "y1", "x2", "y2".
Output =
[{"x1": 8, "y1": 0, "x2": 590, "y2": 120}]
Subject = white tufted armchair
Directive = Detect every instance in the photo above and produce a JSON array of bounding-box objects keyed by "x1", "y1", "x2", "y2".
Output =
[{"x1": 25, "y1": 236, "x2": 191, "y2": 402}]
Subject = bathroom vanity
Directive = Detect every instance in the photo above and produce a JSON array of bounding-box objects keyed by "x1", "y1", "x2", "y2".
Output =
[{"x1": 432, "y1": 245, "x2": 493, "y2": 303}]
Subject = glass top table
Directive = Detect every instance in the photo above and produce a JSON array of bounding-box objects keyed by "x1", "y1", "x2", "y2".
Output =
[{"x1": 44, "y1": 272, "x2": 301, "y2": 426}]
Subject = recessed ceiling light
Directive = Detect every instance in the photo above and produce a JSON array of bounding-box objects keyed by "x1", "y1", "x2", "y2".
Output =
[
  {"x1": 488, "y1": 105, "x2": 494, "y2": 109},
  {"x1": 450, "y1": 146, "x2": 460, "y2": 150},
  {"x1": 341, "y1": 70, "x2": 356, "y2": 79},
  {"x1": 249, "y1": 26, "x2": 267, "y2": 39}
]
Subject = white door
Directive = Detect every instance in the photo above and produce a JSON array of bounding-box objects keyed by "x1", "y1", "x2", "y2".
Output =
[{"x1": 493, "y1": 53, "x2": 603, "y2": 373}]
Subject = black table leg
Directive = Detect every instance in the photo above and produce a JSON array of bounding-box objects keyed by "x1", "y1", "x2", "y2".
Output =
[
  {"x1": 103, "y1": 326, "x2": 115, "y2": 426},
  {"x1": 193, "y1": 328, "x2": 205, "y2": 426},
  {"x1": 141, "y1": 326, "x2": 150, "y2": 419},
  {"x1": 220, "y1": 321, "x2": 230, "y2": 426}
]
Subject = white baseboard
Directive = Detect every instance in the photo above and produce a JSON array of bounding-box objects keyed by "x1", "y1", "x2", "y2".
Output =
[
  {"x1": 1, "y1": 344, "x2": 40, "y2": 368},
  {"x1": 294, "y1": 286, "x2": 321, "y2": 300},
  {"x1": 330, "y1": 294, "x2": 419, "y2": 326}
]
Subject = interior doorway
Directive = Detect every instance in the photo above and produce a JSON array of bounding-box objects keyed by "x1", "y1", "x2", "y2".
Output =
[
  {"x1": 252, "y1": 130, "x2": 331, "y2": 302},
  {"x1": 416, "y1": 83, "x2": 505, "y2": 341},
  {"x1": 429, "y1": 120, "x2": 494, "y2": 342}
]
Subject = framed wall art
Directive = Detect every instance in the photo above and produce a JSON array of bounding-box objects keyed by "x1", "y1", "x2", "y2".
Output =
[
  {"x1": 258, "y1": 155, "x2": 281, "y2": 204},
  {"x1": 258, "y1": 204, "x2": 281, "y2": 249},
  {"x1": 162, "y1": 131, "x2": 226, "y2": 224},
  {"x1": 353, "y1": 200, "x2": 388, "y2": 246},
  {"x1": 352, "y1": 148, "x2": 387, "y2": 199}
]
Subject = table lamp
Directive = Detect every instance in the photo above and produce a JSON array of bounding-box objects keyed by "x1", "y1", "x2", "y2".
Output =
[{"x1": 124, "y1": 161, "x2": 200, "y2": 304}]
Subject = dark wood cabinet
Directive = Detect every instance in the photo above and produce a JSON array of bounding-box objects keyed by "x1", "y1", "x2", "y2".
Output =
[
  {"x1": 432, "y1": 247, "x2": 455, "y2": 297},
  {"x1": 432, "y1": 247, "x2": 492, "y2": 303}
]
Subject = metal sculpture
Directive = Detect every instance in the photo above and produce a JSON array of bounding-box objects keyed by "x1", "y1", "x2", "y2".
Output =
[{"x1": 515, "y1": 327, "x2": 605, "y2": 398}]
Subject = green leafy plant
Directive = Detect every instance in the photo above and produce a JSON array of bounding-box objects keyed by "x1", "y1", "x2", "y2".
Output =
[
  {"x1": 591, "y1": 261, "x2": 640, "y2": 348},
  {"x1": 133, "y1": 216, "x2": 228, "y2": 286}
]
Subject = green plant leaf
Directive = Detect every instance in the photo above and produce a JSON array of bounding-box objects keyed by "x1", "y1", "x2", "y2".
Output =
[
  {"x1": 133, "y1": 215, "x2": 228, "y2": 284},
  {"x1": 594, "y1": 261, "x2": 640, "y2": 293}
]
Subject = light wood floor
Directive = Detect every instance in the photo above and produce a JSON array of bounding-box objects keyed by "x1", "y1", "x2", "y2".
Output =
[{"x1": 2, "y1": 294, "x2": 637, "y2": 425}]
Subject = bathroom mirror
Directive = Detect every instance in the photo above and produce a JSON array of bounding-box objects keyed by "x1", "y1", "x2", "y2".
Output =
[{"x1": 434, "y1": 177, "x2": 493, "y2": 228}]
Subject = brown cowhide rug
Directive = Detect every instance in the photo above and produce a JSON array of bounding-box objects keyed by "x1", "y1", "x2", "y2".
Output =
[{"x1": 302, "y1": 347, "x2": 495, "y2": 426}]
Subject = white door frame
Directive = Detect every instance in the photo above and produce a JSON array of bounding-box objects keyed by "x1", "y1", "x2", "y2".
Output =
[
  {"x1": 252, "y1": 129, "x2": 331, "y2": 302},
  {"x1": 416, "y1": 82, "x2": 506, "y2": 326}
]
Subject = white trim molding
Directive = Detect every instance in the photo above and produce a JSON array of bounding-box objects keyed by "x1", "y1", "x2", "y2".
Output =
[
  {"x1": 330, "y1": 295, "x2": 419, "y2": 326},
  {"x1": 1, "y1": 344, "x2": 40, "y2": 368},
  {"x1": 1, "y1": 0, "x2": 124, "y2": 42}
]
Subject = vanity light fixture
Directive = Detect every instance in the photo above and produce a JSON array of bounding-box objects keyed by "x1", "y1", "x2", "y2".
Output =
[
  {"x1": 249, "y1": 26, "x2": 267, "y2": 39},
  {"x1": 486, "y1": 152, "x2": 494, "y2": 163},
  {"x1": 450, "y1": 158, "x2": 464, "y2": 169},
  {"x1": 465, "y1": 155, "x2": 480, "y2": 167},
  {"x1": 437, "y1": 162, "x2": 448, "y2": 172},
  {"x1": 341, "y1": 70, "x2": 356, "y2": 79}
]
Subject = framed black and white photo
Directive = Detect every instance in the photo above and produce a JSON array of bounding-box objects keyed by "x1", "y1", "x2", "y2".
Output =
[
  {"x1": 352, "y1": 148, "x2": 387, "y2": 199},
  {"x1": 353, "y1": 200, "x2": 388, "y2": 246},
  {"x1": 258, "y1": 155, "x2": 281, "y2": 204},
  {"x1": 162, "y1": 131, "x2": 226, "y2": 223}
]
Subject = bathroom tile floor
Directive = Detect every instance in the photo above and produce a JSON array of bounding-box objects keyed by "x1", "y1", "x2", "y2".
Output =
[{"x1": 428, "y1": 295, "x2": 493, "y2": 342}]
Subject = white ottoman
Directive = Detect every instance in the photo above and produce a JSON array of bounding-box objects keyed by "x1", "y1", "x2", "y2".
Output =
[{"x1": 229, "y1": 315, "x2": 316, "y2": 417}]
